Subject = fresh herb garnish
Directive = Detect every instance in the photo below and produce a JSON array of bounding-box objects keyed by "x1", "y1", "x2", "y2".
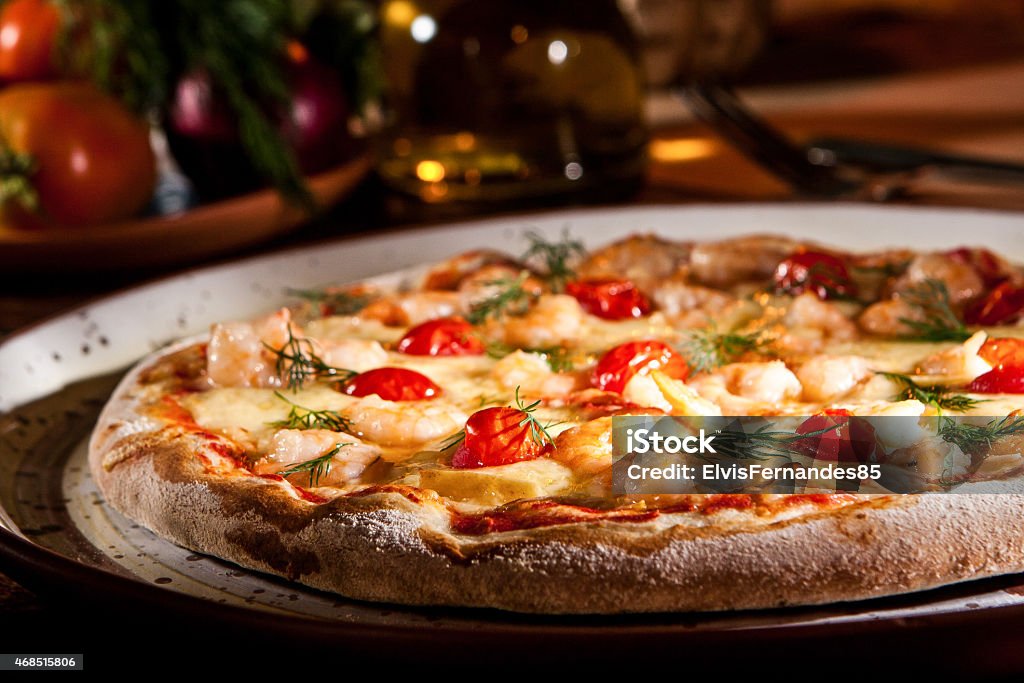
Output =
[
  {"x1": 514, "y1": 386, "x2": 561, "y2": 447},
  {"x1": 485, "y1": 341, "x2": 577, "y2": 372},
  {"x1": 697, "y1": 421, "x2": 830, "y2": 461},
  {"x1": 876, "y1": 372, "x2": 985, "y2": 413},
  {"x1": 852, "y1": 260, "x2": 912, "y2": 278},
  {"x1": 264, "y1": 325, "x2": 357, "y2": 391},
  {"x1": 937, "y1": 415, "x2": 1024, "y2": 455},
  {"x1": 439, "y1": 430, "x2": 466, "y2": 451},
  {"x1": 287, "y1": 287, "x2": 372, "y2": 316},
  {"x1": 680, "y1": 327, "x2": 769, "y2": 373},
  {"x1": 268, "y1": 391, "x2": 353, "y2": 431},
  {"x1": 522, "y1": 229, "x2": 585, "y2": 292},
  {"x1": 897, "y1": 279, "x2": 971, "y2": 342},
  {"x1": 276, "y1": 442, "x2": 351, "y2": 487},
  {"x1": 476, "y1": 393, "x2": 504, "y2": 408},
  {"x1": 466, "y1": 272, "x2": 535, "y2": 324}
]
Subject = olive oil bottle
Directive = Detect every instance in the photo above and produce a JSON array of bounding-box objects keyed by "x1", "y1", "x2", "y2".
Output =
[{"x1": 377, "y1": 0, "x2": 648, "y2": 204}]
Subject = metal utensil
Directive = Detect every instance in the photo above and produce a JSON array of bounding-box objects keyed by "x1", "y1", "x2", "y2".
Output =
[{"x1": 678, "y1": 81, "x2": 1024, "y2": 200}]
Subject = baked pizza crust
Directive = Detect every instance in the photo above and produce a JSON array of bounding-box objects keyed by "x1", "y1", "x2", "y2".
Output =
[{"x1": 90, "y1": 347, "x2": 1024, "y2": 614}]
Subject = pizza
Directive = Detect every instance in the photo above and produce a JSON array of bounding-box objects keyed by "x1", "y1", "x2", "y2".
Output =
[{"x1": 88, "y1": 231, "x2": 1024, "y2": 613}]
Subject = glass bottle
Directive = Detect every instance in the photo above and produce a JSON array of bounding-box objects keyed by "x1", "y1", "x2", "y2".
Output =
[{"x1": 376, "y1": 0, "x2": 648, "y2": 204}]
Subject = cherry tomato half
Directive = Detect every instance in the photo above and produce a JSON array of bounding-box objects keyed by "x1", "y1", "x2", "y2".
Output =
[
  {"x1": 0, "y1": 83, "x2": 156, "y2": 228},
  {"x1": 0, "y1": 0, "x2": 60, "y2": 83},
  {"x1": 773, "y1": 251, "x2": 857, "y2": 301},
  {"x1": 946, "y1": 247, "x2": 1006, "y2": 288},
  {"x1": 592, "y1": 340, "x2": 689, "y2": 394},
  {"x1": 792, "y1": 410, "x2": 879, "y2": 464},
  {"x1": 396, "y1": 317, "x2": 485, "y2": 356},
  {"x1": 964, "y1": 282, "x2": 1024, "y2": 326},
  {"x1": 450, "y1": 406, "x2": 551, "y2": 469},
  {"x1": 969, "y1": 337, "x2": 1024, "y2": 394},
  {"x1": 565, "y1": 279, "x2": 651, "y2": 320},
  {"x1": 341, "y1": 367, "x2": 441, "y2": 401}
]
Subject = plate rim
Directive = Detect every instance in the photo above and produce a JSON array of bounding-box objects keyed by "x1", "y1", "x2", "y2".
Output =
[{"x1": 5, "y1": 523, "x2": 1024, "y2": 644}]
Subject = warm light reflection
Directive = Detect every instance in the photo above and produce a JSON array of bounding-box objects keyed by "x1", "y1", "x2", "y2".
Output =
[
  {"x1": 384, "y1": 0, "x2": 416, "y2": 26},
  {"x1": 648, "y1": 137, "x2": 716, "y2": 163},
  {"x1": 416, "y1": 160, "x2": 446, "y2": 182},
  {"x1": 454, "y1": 132, "x2": 476, "y2": 151},
  {"x1": 510, "y1": 24, "x2": 528, "y2": 44},
  {"x1": 410, "y1": 14, "x2": 437, "y2": 42},
  {"x1": 547, "y1": 40, "x2": 568, "y2": 65},
  {"x1": 0, "y1": 25, "x2": 20, "y2": 50}
]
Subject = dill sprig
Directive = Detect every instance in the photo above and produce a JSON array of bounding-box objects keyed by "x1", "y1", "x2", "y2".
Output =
[
  {"x1": 694, "y1": 419, "x2": 848, "y2": 462},
  {"x1": 514, "y1": 387, "x2": 561, "y2": 447},
  {"x1": 276, "y1": 441, "x2": 351, "y2": 487},
  {"x1": 268, "y1": 391, "x2": 353, "y2": 431},
  {"x1": 485, "y1": 342, "x2": 577, "y2": 372},
  {"x1": 522, "y1": 229, "x2": 585, "y2": 292},
  {"x1": 876, "y1": 372, "x2": 985, "y2": 413},
  {"x1": 466, "y1": 272, "x2": 535, "y2": 324},
  {"x1": 287, "y1": 287, "x2": 372, "y2": 316},
  {"x1": 439, "y1": 430, "x2": 466, "y2": 451},
  {"x1": 897, "y1": 279, "x2": 971, "y2": 342},
  {"x1": 938, "y1": 415, "x2": 1024, "y2": 455},
  {"x1": 264, "y1": 325, "x2": 358, "y2": 391},
  {"x1": 680, "y1": 327, "x2": 768, "y2": 373}
]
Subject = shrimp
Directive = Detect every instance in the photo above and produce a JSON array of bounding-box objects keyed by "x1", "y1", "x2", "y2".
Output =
[
  {"x1": 344, "y1": 395, "x2": 468, "y2": 448},
  {"x1": 490, "y1": 350, "x2": 583, "y2": 400},
  {"x1": 421, "y1": 249, "x2": 518, "y2": 290},
  {"x1": 885, "y1": 436, "x2": 969, "y2": 482},
  {"x1": 576, "y1": 234, "x2": 691, "y2": 291},
  {"x1": 893, "y1": 253, "x2": 984, "y2": 305},
  {"x1": 857, "y1": 298, "x2": 919, "y2": 338},
  {"x1": 650, "y1": 281, "x2": 737, "y2": 325},
  {"x1": 206, "y1": 308, "x2": 295, "y2": 388},
  {"x1": 689, "y1": 235, "x2": 798, "y2": 288},
  {"x1": 459, "y1": 264, "x2": 543, "y2": 310},
  {"x1": 796, "y1": 355, "x2": 873, "y2": 403},
  {"x1": 778, "y1": 292, "x2": 859, "y2": 352},
  {"x1": 360, "y1": 291, "x2": 465, "y2": 327},
  {"x1": 913, "y1": 331, "x2": 991, "y2": 385},
  {"x1": 552, "y1": 416, "x2": 615, "y2": 479},
  {"x1": 500, "y1": 294, "x2": 586, "y2": 348},
  {"x1": 689, "y1": 361, "x2": 802, "y2": 414},
  {"x1": 319, "y1": 338, "x2": 389, "y2": 372},
  {"x1": 622, "y1": 374, "x2": 674, "y2": 412},
  {"x1": 254, "y1": 429, "x2": 380, "y2": 487}
]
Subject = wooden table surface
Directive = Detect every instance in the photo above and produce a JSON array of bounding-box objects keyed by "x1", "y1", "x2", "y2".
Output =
[{"x1": 1, "y1": 10, "x2": 1023, "y2": 668}]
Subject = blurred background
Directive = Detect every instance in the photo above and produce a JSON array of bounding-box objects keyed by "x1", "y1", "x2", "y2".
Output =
[{"x1": 0, "y1": 0, "x2": 1022, "y2": 322}]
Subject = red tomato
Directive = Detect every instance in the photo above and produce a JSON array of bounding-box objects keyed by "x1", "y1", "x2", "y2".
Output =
[
  {"x1": 341, "y1": 368, "x2": 441, "y2": 401},
  {"x1": 565, "y1": 279, "x2": 651, "y2": 320},
  {"x1": 0, "y1": 0, "x2": 60, "y2": 83},
  {"x1": 0, "y1": 83, "x2": 156, "y2": 228},
  {"x1": 964, "y1": 282, "x2": 1024, "y2": 326},
  {"x1": 946, "y1": 247, "x2": 1005, "y2": 288},
  {"x1": 773, "y1": 250, "x2": 857, "y2": 301},
  {"x1": 592, "y1": 340, "x2": 689, "y2": 394},
  {"x1": 793, "y1": 410, "x2": 879, "y2": 464},
  {"x1": 968, "y1": 337, "x2": 1024, "y2": 394},
  {"x1": 395, "y1": 317, "x2": 485, "y2": 356},
  {"x1": 450, "y1": 406, "x2": 551, "y2": 469}
]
